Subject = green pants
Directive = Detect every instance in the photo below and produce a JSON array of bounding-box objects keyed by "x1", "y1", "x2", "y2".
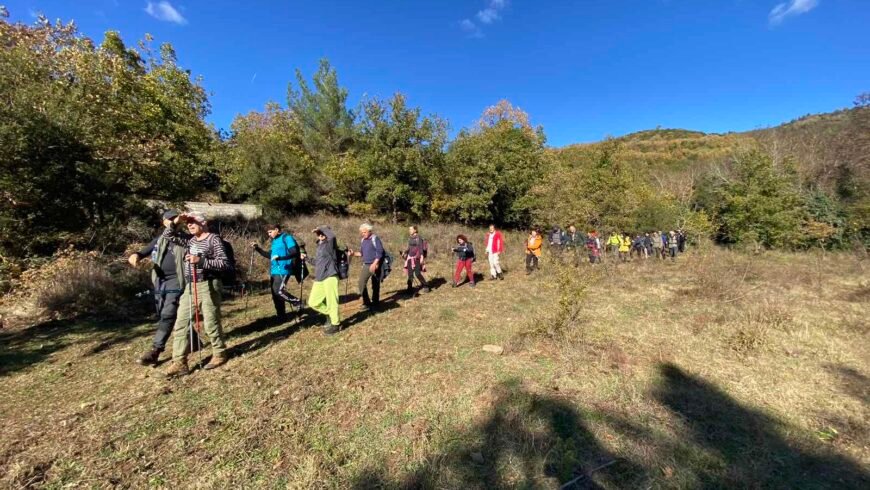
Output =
[
  {"x1": 307, "y1": 276, "x2": 340, "y2": 326},
  {"x1": 172, "y1": 280, "x2": 226, "y2": 361}
]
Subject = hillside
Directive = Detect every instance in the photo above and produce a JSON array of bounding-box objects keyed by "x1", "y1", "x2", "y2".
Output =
[{"x1": 1, "y1": 217, "x2": 868, "y2": 488}]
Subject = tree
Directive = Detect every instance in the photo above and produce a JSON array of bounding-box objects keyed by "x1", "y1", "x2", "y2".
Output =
[
  {"x1": 445, "y1": 101, "x2": 548, "y2": 226},
  {"x1": 356, "y1": 93, "x2": 447, "y2": 221},
  {"x1": 0, "y1": 13, "x2": 214, "y2": 258},
  {"x1": 287, "y1": 59, "x2": 356, "y2": 164},
  {"x1": 217, "y1": 103, "x2": 321, "y2": 214},
  {"x1": 697, "y1": 149, "x2": 804, "y2": 248}
]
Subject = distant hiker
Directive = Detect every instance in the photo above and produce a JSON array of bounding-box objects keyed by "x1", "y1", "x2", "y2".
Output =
[
  {"x1": 607, "y1": 232, "x2": 621, "y2": 259},
  {"x1": 565, "y1": 225, "x2": 582, "y2": 264},
  {"x1": 631, "y1": 234, "x2": 646, "y2": 259},
  {"x1": 307, "y1": 226, "x2": 341, "y2": 335},
  {"x1": 250, "y1": 224, "x2": 302, "y2": 322},
  {"x1": 549, "y1": 226, "x2": 565, "y2": 252},
  {"x1": 619, "y1": 234, "x2": 631, "y2": 262},
  {"x1": 586, "y1": 231, "x2": 602, "y2": 264},
  {"x1": 644, "y1": 232, "x2": 654, "y2": 258},
  {"x1": 660, "y1": 231, "x2": 669, "y2": 259},
  {"x1": 650, "y1": 231, "x2": 664, "y2": 259},
  {"x1": 127, "y1": 209, "x2": 196, "y2": 366},
  {"x1": 348, "y1": 223, "x2": 384, "y2": 311},
  {"x1": 401, "y1": 226, "x2": 430, "y2": 294},
  {"x1": 163, "y1": 212, "x2": 231, "y2": 377},
  {"x1": 452, "y1": 234, "x2": 476, "y2": 288},
  {"x1": 668, "y1": 231, "x2": 679, "y2": 260},
  {"x1": 485, "y1": 224, "x2": 505, "y2": 280},
  {"x1": 677, "y1": 229, "x2": 687, "y2": 253},
  {"x1": 526, "y1": 229, "x2": 543, "y2": 273}
]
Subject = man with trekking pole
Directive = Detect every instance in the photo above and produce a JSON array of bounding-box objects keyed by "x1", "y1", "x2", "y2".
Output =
[
  {"x1": 348, "y1": 223, "x2": 384, "y2": 312},
  {"x1": 127, "y1": 209, "x2": 198, "y2": 366},
  {"x1": 162, "y1": 212, "x2": 232, "y2": 377},
  {"x1": 250, "y1": 224, "x2": 303, "y2": 322}
]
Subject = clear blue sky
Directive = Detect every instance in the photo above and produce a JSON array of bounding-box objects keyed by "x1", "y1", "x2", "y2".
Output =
[{"x1": 5, "y1": 0, "x2": 869, "y2": 146}]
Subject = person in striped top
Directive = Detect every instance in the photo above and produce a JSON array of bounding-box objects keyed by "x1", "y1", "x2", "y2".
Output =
[{"x1": 162, "y1": 212, "x2": 231, "y2": 377}]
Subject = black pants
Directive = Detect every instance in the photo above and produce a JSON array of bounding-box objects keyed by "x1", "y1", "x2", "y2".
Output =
[
  {"x1": 358, "y1": 265, "x2": 381, "y2": 305},
  {"x1": 525, "y1": 254, "x2": 539, "y2": 272},
  {"x1": 271, "y1": 274, "x2": 298, "y2": 319},
  {"x1": 406, "y1": 261, "x2": 428, "y2": 289},
  {"x1": 153, "y1": 290, "x2": 182, "y2": 350}
]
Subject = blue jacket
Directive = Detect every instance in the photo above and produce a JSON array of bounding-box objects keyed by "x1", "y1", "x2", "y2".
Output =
[{"x1": 260, "y1": 233, "x2": 297, "y2": 276}]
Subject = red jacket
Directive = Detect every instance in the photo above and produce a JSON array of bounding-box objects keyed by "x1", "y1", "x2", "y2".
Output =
[{"x1": 485, "y1": 231, "x2": 505, "y2": 254}]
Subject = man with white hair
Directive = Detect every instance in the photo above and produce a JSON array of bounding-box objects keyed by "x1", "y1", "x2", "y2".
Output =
[
  {"x1": 161, "y1": 212, "x2": 232, "y2": 377},
  {"x1": 348, "y1": 223, "x2": 384, "y2": 311}
]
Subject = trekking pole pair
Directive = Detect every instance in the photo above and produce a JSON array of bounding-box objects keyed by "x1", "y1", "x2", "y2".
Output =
[{"x1": 188, "y1": 260, "x2": 204, "y2": 369}]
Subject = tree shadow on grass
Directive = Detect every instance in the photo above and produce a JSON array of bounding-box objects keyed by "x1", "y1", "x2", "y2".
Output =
[
  {"x1": 352, "y1": 379, "x2": 644, "y2": 489},
  {"x1": 653, "y1": 363, "x2": 869, "y2": 489},
  {"x1": 824, "y1": 364, "x2": 870, "y2": 404},
  {"x1": 0, "y1": 315, "x2": 150, "y2": 376}
]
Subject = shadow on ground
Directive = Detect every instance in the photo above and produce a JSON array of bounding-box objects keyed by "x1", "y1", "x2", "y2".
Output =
[{"x1": 351, "y1": 364, "x2": 869, "y2": 489}]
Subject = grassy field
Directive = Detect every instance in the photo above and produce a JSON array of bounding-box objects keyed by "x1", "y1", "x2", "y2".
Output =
[{"x1": 1, "y1": 217, "x2": 868, "y2": 488}]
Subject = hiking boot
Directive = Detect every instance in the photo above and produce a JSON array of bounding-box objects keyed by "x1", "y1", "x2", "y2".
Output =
[
  {"x1": 204, "y1": 353, "x2": 228, "y2": 370},
  {"x1": 323, "y1": 323, "x2": 340, "y2": 336},
  {"x1": 288, "y1": 298, "x2": 303, "y2": 311},
  {"x1": 164, "y1": 359, "x2": 189, "y2": 378},
  {"x1": 137, "y1": 348, "x2": 162, "y2": 366}
]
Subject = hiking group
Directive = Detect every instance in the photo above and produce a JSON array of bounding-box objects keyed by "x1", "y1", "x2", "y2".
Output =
[{"x1": 128, "y1": 210, "x2": 688, "y2": 378}]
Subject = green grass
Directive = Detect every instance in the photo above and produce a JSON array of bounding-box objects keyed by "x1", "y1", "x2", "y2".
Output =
[{"x1": 0, "y1": 219, "x2": 868, "y2": 488}]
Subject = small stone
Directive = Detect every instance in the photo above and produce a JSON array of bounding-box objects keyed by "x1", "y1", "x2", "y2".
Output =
[
  {"x1": 470, "y1": 452, "x2": 485, "y2": 463},
  {"x1": 482, "y1": 345, "x2": 504, "y2": 355}
]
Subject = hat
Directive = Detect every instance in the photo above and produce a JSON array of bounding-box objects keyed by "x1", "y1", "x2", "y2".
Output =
[
  {"x1": 185, "y1": 212, "x2": 207, "y2": 225},
  {"x1": 162, "y1": 209, "x2": 179, "y2": 221}
]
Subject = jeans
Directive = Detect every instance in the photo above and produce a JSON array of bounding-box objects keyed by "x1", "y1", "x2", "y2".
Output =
[{"x1": 152, "y1": 290, "x2": 181, "y2": 351}]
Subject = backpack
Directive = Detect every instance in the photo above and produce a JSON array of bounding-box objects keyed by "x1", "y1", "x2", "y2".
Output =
[
  {"x1": 370, "y1": 235, "x2": 393, "y2": 281},
  {"x1": 336, "y1": 243, "x2": 349, "y2": 280},
  {"x1": 217, "y1": 237, "x2": 237, "y2": 287},
  {"x1": 284, "y1": 234, "x2": 309, "y2": 284}
]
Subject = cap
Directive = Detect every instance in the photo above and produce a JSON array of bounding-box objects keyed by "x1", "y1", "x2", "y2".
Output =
[
  {"x1": 185, "y1": 212, "x2": 207, "y2": 225},
  {"x1": 162, "y1": 209, "x2": 180, "y2": 221}
]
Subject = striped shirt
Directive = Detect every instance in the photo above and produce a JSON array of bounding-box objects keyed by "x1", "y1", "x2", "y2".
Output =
[{"x1": 162, "y1": 229, "x2": 230, "y2": 282}]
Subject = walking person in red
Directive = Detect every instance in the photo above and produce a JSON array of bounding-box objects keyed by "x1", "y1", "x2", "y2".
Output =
[
  {"x1": 452, "y1": 234, "x2": 476, "y2": 288},
  {"x1": 484, "y1": 224, "x2": 505, "y2": 280}
]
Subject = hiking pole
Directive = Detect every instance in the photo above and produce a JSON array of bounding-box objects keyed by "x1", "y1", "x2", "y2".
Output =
[
  {"x1": 187, "y1": 261, "x2": 194, "y2": 368},
  {"x1": 191, "y1": 258, "x2": 204, "y2": 369},
  {"x1": 296, "y1": 260, "x2": 306, "y2": 326},
  {"x1": 244, "y1": 246, "x2": 255, "y2": 319}
]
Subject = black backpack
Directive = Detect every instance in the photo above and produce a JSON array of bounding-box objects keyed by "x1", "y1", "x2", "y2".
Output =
[
  {"x1": 336, "y1": 243, "x2": 350, "y2": 280},
  {"x1": 380, "y1": 251, "x2": 394, "y2": 281},
  {"x1": 218, "y1": 237, "x2": 237, "y2": 286}
]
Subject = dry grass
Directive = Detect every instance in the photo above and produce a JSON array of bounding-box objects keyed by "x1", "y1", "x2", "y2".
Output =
[{"x1": 0, "y1": 217, "x2": 868, "y2": 488}]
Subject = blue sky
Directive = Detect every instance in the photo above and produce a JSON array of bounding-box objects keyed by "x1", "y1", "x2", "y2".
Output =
[{"x1": 5, "y1": 0, "x2": 869, "y2": 146}]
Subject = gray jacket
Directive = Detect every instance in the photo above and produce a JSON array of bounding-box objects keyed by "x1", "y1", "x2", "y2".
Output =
[{"x1": 311, "y1": 226, "x2": 338, "y2": 281}]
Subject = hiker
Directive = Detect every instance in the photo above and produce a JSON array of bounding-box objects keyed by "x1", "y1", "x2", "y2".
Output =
[
  {"x1": 631, "y1": 234, "x2": 646, "y2": 259},
  {"x1": 651, "y1": 231, "x2": 663, "y2": 259},
  {"x1": 163, "y1": 212, "x2": 231, "y2": 376},
  {"x1": 677, "y1": 229, "x2": 687, "y2": 253},
  {"x1": 484, "y1": 224, "x2": 505, "y2": 280},
  {"x1": 549, "y1": 226, "x2": 565, "y2": 252},
  {"x1": 619, "y1": 233, "x2": 631, "y2": 262},
  {"x1": 401, "y1": 226, "x2": 431, "y2": 294},
  {"x1": 525, "y1": 228, "x2": 543, "y2": 273},
  {"x1": 348, "y1": 223, "x2": 384, "y2": 311},
  {"x1": 250, "y1": 224, "x2": 302, "y2": 322},
  {"x1": 644, "y1": 232, "x2": 654, "y2": 258},
  {"x1": 668, "y1": 230, "x2": 679, "y2": 260},
  {"x1": 606, "y1": 232, "x2": 621, "y2": 260},
  {"x1": 127, "y1": 209, "x2": 197, "y2": 366},
  {"x1": 452, "y1": 234, "x2": 476, "y2": 288},
  {"x1": 565, "y1": 225, "x2": 582, "y2": 264},
  {"x1": 660, "y1": 231, "x2": 669, "y2": 259},
  {"x1": 307, "y1": 226, "x2": 341, "y2": 335},
  {"x1": 586, "y1": 231, "x2": 602, "y2": 264}
]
